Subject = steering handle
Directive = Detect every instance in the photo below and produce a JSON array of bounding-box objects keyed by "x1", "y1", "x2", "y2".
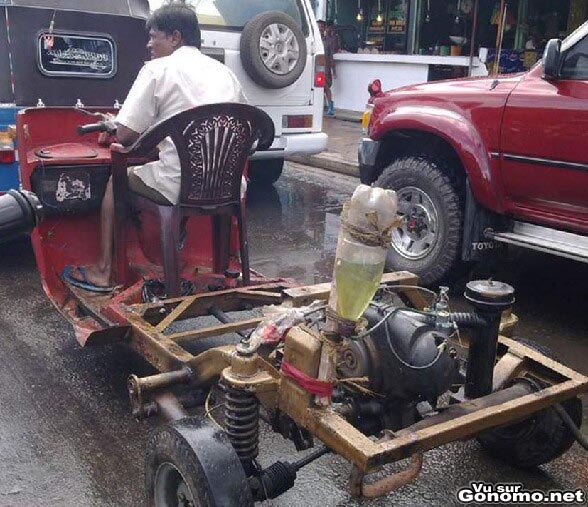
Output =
[{"x1": 77, "y1": 121, "x2": 116, "y2": 135}]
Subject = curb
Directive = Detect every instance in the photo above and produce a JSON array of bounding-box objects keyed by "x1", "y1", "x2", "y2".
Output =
[
  {"x1": 332, "y1": 110, "x2": 362, "y2": 123},
  {"x1": 287, "y1": 152, "x2": 359, "y2": 177},
  {"x1": 287, "y1": 114, "x2": 362, "y2": 177}
]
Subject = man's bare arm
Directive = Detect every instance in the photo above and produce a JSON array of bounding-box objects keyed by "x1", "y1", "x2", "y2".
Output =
[{"x1": 116, "y1": 124, "x2": 141, "y2": 147}]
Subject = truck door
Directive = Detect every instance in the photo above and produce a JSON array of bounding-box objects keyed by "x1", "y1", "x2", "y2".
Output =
[{"x1": 500, "y1": 36, "x2": 588, "y2": 233}]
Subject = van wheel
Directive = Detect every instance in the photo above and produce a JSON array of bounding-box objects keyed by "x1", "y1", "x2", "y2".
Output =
[
  {"x1": 477, "y1": 338, "x2": 583, "y2": 469},
  {"x1": 375, "y1": 156, "x2": 464, "y2": 287},
  {"x1": 240, "y1": 12, "x2": 307, "y2": 89},
  {"x1": 248, "y1": 159, "x2": 283, "y2": 185}
]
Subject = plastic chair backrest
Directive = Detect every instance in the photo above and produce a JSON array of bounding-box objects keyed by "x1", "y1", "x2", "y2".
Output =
[{"x1": 127, "y1": 102, "x2": 274, "y2": 206}]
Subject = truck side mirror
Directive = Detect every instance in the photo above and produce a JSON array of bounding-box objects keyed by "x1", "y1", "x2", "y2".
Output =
[{"x1": 542, "y1": 39, "x2": 562, "y2": 80}]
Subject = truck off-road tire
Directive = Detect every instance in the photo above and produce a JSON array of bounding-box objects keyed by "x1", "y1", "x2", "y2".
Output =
[
  {"x1": 146, "y1": 418, "x2": 253, "y2": 507},
  {"x1": 477, "y1": 338, "x2": 583, "y2": 469},
  {"x1": 248, "y1": 158, "x2": 284, "y2": 185},
  {"x1": 240, "y1": 12, "x2": 307, "y2": 89},
  {"x1": 375, "y1": 156, "x2": 464, "y2": 287}
]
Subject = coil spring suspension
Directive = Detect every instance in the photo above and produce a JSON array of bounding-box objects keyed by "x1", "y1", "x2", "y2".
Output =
[{"x1": 223, "y1": 383, "x2": 260, "y2": 466}]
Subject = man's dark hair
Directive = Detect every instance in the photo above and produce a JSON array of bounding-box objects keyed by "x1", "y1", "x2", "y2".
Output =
[{"x1": 146, "y1": 3, "x2": 201, "y2": 49}]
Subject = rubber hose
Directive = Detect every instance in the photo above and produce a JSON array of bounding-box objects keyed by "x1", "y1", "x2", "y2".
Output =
[
  {"x1": 450, "y1": 312, "x2": 486, "y2": 329},
  {"x1": 554, "y1": 403, "x2": 588, "y2": 451}
]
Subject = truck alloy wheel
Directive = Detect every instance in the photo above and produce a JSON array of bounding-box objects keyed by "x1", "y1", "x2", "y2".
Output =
[
  {"x1": 146, "y1": 418, "x2": 253, "y2": 507},
  {"x1": 392, "y1": 186, "x2": 439, "y2": 261},
  {"x1": 375, "y1": 156, "x2": 464, "y2": 287},
  {"x1": 240, "y1": 12, "x2": 307, "y2": 89}
]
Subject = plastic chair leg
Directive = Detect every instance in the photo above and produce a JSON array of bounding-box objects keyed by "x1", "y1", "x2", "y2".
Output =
[
  {"x1": 237, "y1": 202, "x2": 250, "y2": 286},
  {"x1": 159, "y1": 206, "x2": 181, "y2": 297}
]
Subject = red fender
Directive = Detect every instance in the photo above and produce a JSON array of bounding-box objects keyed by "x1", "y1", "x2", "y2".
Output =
[{"x1": 370, "y1": 105, "x2": 504, "y2": 212}]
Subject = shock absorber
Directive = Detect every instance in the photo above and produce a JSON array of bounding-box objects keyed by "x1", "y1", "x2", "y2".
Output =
[{"x1": 222, "y1": 383, "x2": 260, "y2": 475}]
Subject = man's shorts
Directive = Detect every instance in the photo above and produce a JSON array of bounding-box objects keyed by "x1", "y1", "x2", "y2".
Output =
[
  {"x1": 127, "y1": 167, "x2": 172, "y2": 206},
  {"x1": 325, "y1": 68, "x2": 333, "y2": 89}
]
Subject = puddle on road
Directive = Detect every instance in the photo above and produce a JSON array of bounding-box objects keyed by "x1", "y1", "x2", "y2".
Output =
[{"x1": 247, "y1": 164, "x2": 355, "y2": 285}]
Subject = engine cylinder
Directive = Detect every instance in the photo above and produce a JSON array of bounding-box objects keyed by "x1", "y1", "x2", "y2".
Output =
[{"x1": 339, "y1": 306, "x2": 461, "y2": 403}]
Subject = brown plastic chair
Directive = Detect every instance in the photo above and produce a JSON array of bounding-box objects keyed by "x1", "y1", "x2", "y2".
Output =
[{"x1": 110, "y1": 103, "x2": 275, "y2": 297}]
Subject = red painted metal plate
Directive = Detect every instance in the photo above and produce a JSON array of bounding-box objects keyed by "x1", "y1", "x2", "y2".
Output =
[{"x1": 35, "y1": 143, "x2": 98, "y2": 159}]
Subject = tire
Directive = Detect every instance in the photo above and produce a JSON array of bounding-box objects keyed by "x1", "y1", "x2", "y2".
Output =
[
  {"x1": 146, "y1": 418, "x2": 253, "y2": 507},
  {"x1": 477, "y1": 338, "x2": 583, "y2": 469},
  {"x1": 248, "y1": 158, "x2": 283, "y2": 185},
  {"x1": 374, "y1": 156, "x2": 464, "y2": 287},
  {"x1": 240, "y1": 12, "x2": 307, "y2": 89}
]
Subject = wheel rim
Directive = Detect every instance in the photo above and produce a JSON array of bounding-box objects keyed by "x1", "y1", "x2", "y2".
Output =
[
  {"x1": 259, "y1": 23, "x2": 300, "y2": 75},
  {"x1": 392, "y1": 186, "x2": 439, "y2": 260},
  {"x1": 154, "y1": 462, "x2": 198, "y2": 507}
]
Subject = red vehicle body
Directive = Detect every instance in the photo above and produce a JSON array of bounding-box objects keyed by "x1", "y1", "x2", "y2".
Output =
[
  {"x1": 359, "y1": 22, "x2": 588, "y2": 287},
  {"x1": 16, "y1": 106, "x2": 254, "y2": 345}
]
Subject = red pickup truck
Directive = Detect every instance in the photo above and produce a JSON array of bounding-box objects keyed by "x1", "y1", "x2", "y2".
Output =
[{"x1": 359, "y1": 23, "x2": 588, "y2": 287}]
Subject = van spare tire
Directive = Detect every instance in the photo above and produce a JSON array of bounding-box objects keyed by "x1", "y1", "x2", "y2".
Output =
[{"x1": 240, "y1": 11, "x2": 307, "y2": 89}]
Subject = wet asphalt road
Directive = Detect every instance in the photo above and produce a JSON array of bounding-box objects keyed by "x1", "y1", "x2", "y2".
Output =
[{"x1": 1, "y1": 161, "x2": 587, "y2": 506}]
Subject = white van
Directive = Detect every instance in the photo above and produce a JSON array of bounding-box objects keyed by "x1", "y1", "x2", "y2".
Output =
[{"x1": 149, "y1": 0, "x2": 327, "y2": 184}]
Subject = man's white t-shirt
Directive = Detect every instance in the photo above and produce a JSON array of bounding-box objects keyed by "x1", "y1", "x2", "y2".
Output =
[{"x1": 116, "y1": 46, "x2": 246, "y2": 205}]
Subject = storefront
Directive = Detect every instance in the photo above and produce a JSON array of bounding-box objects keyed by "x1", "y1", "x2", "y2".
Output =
[{"x1": 316, "y1": 0, "x2": 588, "y2": 111}]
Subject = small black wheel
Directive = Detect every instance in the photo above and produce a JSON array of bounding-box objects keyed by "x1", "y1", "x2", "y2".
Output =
[
  {"x1": 248, "y1": 158, "x2": 284, "y2": 185},
  {"x1": 146, "y1": 418, "x2": 253, "y2": 507},
  {"x1": 477, "y1": 338, "x2": 583, "y2": 469},
  {"x1": 374, "y1": 156, "x2": 464, "y2": 288}
]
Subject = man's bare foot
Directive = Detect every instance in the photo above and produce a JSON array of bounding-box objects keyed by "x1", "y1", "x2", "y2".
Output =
[{"x1": 69, "y1": 265, "x2": 112, "y2": 288}]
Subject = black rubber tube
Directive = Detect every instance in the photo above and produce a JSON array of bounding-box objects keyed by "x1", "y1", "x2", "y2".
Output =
[
  {"x1": 554, "y1": 403, "x2": 588, "y2": 451},
  {"x1": 450, "y1": 312, "x2": 486, "y2": 329}
]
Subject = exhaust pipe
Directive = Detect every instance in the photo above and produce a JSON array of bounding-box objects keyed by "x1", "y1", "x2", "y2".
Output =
[
  {"x1": 464, "y1": 279, "x2": 515, "y2": 398},
  {"x1": 0, "y1": 190, "x2": 43, "y2": 243}
]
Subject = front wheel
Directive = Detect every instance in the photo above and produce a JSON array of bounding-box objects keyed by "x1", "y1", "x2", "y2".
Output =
[
  {"x1": 248, "y1": 158, "x2": 284, "y2": 185},
  {"x1": 146, "y1": 418, "x2": 253, "y2": 507},
  {"x1": 374, "y1": 156, "x2": 464, "y2": 287}
]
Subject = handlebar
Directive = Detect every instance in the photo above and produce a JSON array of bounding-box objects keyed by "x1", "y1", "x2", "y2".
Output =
[{"x1": 77, "y1": 121, "x2": 117, "y2": 136}]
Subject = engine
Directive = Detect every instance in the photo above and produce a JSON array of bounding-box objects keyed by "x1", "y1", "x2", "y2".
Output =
[{"x1": 336, "y1": 296, "x2": 464, "y2": 435}]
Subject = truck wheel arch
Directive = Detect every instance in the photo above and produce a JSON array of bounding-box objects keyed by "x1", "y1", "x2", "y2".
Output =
[{"x1": 372, "y1": 107, "x2": 501, "y2": 212}]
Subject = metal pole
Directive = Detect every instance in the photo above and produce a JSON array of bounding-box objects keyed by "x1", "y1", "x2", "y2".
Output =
[
  {"x1": 468, "y1": 0, "x2": 480, "y2": 76},
  {"x1": 493, "y1": 0, "x2": 507, "y2": 76}
]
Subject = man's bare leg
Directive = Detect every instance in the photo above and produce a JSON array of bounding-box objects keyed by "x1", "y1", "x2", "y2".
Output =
[{"x1": 70, "y1": 177, "x2": 114, "y2": 287}]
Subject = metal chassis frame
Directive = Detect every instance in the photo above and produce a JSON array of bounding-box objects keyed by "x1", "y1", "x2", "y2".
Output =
[{"x1": 74, "y1": 271, "x2": 588, "y2": 476}]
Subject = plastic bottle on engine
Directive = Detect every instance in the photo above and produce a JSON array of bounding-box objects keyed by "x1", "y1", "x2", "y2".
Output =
[{"x1": 330, "y1": 185, "x2": 398, "y2": 323}]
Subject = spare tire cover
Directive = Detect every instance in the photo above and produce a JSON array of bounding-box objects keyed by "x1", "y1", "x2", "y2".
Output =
[{"x1": 240, "y1": 11, "x2": 307, "y2": 89}]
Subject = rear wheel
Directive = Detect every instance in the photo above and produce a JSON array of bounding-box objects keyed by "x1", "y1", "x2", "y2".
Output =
[
  {"x1": 146, "y1": 418, "x2": 253, "y2": 507},
  {"x1": 374, "y1": 156, "x2": 464, "y2": 287},
  {"x1": 240, "y1": 12, "x2": 307, "y2": 89},
  {"x1": 477, "y1": 338, "x2": 583, "y2": 468},
  {"x1": 248, "y1": 158, "x2": 284, "y2": 185}
]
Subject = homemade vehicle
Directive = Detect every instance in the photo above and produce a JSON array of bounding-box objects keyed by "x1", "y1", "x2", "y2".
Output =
[
  {"x1": 0, "y1": 0, "x2": 326, "y2": 191},
  {"x1": 359, "y1": 20, "x2": 588, "y2": 287},
  {"x1": 2, "y1": 96, "x2": 587, "y2": 507}
]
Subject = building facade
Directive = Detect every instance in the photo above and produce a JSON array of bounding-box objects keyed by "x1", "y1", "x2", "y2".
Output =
[{"x1": 316, "y1": 0, "x2": 588, "y2": 111}]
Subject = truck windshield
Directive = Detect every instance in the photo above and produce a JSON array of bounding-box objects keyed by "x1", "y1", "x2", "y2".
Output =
[{"x1": 148, "y1": 0, "x2": 306, "y2": 31}]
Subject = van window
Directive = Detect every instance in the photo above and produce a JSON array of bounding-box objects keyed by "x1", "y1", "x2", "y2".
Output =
[{"x1": 148, "y1": 0, "x2": 308, "y2": 34}]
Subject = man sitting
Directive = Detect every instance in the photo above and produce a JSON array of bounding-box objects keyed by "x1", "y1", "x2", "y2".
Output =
[{"x1": 64, "y1": 3, "x2": 246, "y2": 292}]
